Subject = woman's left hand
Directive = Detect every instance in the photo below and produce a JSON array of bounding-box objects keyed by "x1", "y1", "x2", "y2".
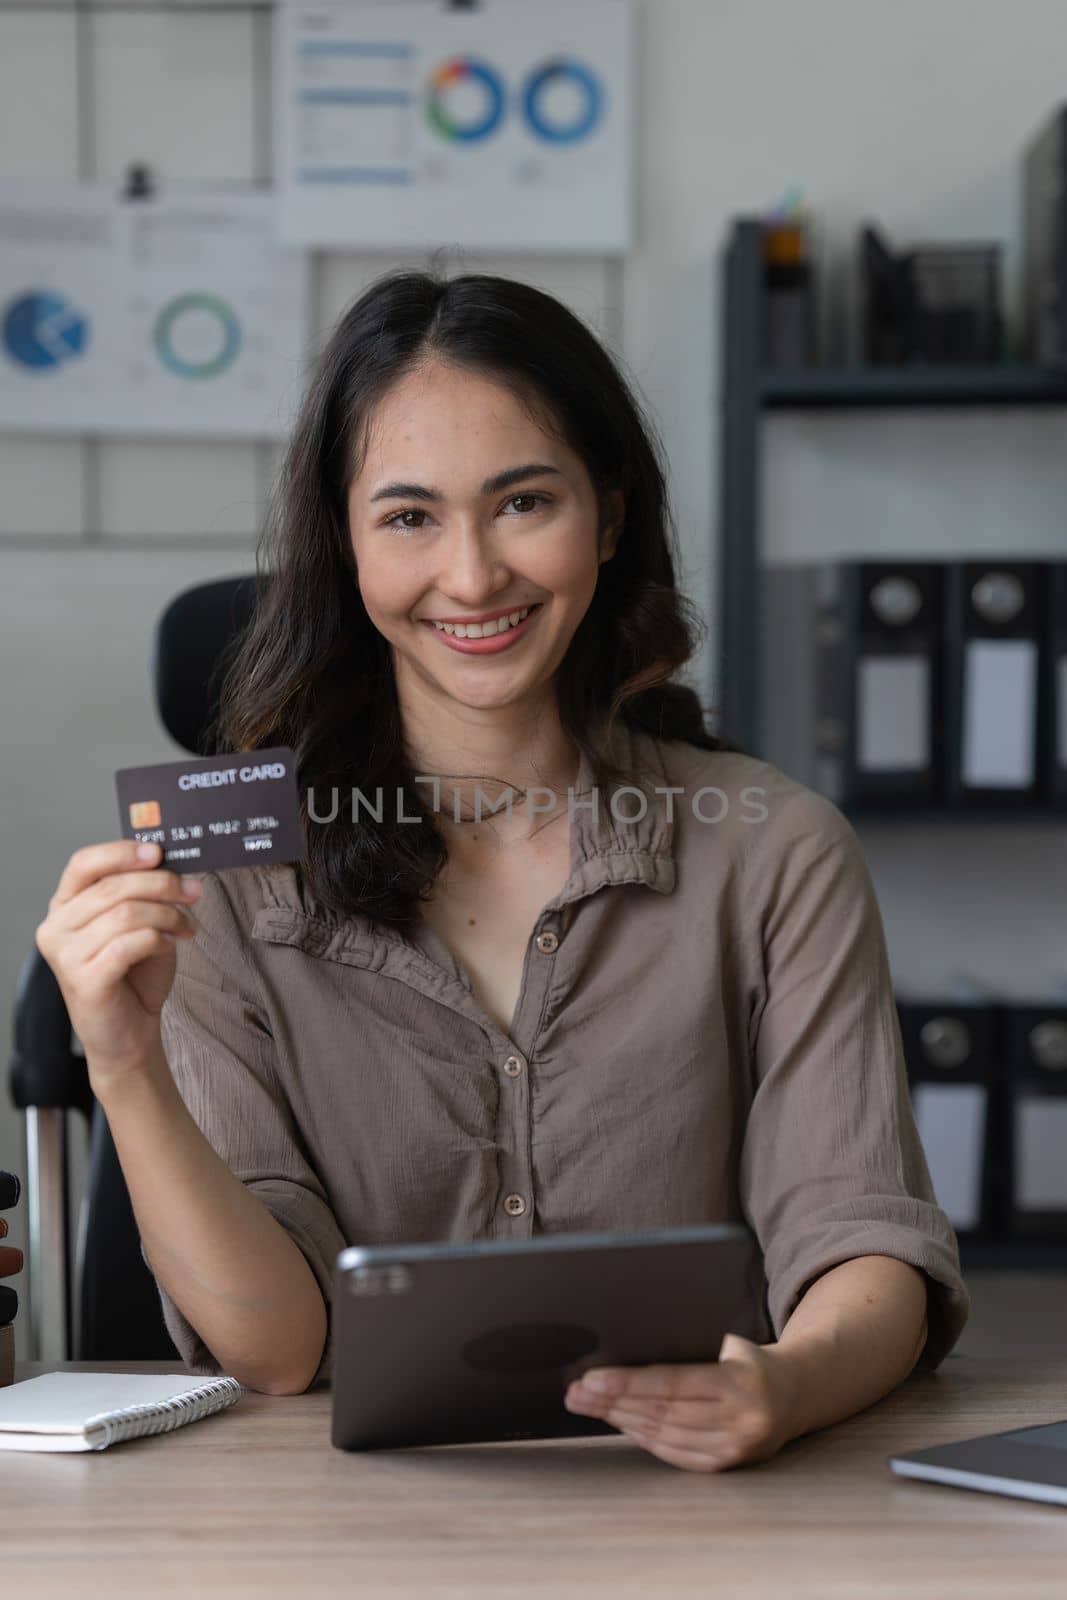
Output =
[{"x1": 563, "y1": 1332, "x2": 794, "y2": 1473}]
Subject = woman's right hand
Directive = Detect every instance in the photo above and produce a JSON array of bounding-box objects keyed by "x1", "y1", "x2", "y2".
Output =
[{"x1": 34, "y1": 840, "x2": 204, "y2": 1096}]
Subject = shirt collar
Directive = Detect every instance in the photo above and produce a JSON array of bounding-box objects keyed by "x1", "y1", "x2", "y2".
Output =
[
  {"x1": 260, "y1": 715, "x2": 677, "y2": 937},
  {"x1": 562, "y1": 716, "x2": 677, "y2": 902}
]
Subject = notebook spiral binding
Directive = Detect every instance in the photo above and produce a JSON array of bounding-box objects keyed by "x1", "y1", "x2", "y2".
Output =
[{"x1": 84, "y1": 1376, "x2": 243, "y2": 1451}]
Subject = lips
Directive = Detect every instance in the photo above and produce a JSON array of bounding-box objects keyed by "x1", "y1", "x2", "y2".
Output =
[
  {"x1": 429, "y1": 604, "x2": 536, "y2": 627},
  {"x1": 423, "y1": 602, "x2": 544, "y2": 654},
  {"x1": 425, "y1": 603, "x2": 540, "y2": 631}
]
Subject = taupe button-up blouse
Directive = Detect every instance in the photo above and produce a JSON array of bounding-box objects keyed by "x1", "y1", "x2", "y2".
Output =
[{"x1": 146, "y1": 719, "x2": 969, "y2": 1388}]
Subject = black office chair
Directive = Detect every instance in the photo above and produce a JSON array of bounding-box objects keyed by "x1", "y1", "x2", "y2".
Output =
[{"x1": 9, "y1": 574, "x2": 260, "y2": 1362}]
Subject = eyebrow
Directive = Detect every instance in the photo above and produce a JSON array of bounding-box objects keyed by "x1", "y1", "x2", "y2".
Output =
[{"x1": 368, "y1": 462, "x2": 563, "y2": 504}]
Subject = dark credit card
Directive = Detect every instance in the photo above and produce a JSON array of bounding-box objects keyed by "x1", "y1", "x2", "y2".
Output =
[
  {"x1": 0, "y1": 1285, "x2": 16, "y2": 1327},
  {"x1": 0, "y1": 1172, "x2": 19, "y2": 1210},
  {"x1": 115, "y1": 746, "x2": 304, "y2": 873}
]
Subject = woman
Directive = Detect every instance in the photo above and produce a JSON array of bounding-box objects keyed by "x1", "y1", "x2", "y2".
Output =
[{"x1": 36, "y1": 271, "x2": 968, "y2": 1474}]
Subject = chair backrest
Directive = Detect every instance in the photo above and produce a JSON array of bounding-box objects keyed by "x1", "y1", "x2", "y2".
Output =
[
  {"x1": 153, "y1": 574, "x2": 261, "y2": 752},
  {"x1": 76, "y1": 574, "x2": 259, "y2": 1358}
]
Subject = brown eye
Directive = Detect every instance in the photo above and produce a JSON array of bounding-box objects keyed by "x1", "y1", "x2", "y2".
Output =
[{"x1": 385, "y1": 508, "x2": 429, "y2": 534}]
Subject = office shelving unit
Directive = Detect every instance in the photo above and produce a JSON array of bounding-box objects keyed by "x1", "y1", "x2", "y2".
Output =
[
  {"x1": 717, "y1": 216, "x2": 1067, "y2": 759},
  {"x1": 716, "y1": 216, "x2": 1067, "y2": 1270},
  {"x1": 762, "y1": 366, "x2": 1067, "y2": 408}
]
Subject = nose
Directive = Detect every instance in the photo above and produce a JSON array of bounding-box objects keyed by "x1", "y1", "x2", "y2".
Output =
[{"x1": 436, "y1": 518, "x2": 511, "y2": 605}]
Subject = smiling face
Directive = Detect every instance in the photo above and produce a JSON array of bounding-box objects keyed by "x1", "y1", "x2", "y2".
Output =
[{"x1": 346, "y1": 358, "x2": 623, "y2": 716}]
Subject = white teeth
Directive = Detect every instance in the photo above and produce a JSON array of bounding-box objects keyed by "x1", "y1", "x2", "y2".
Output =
[{"x1": 433, "y1": 605, "x2": 532, "y2": 639}]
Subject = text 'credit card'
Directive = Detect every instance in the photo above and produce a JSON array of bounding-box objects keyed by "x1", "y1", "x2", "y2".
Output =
[{"x1": 115, "y1": 746, "x2": 304, "y2": 872}]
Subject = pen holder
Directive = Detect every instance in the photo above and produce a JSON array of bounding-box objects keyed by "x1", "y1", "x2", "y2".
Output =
[
  {"x1": 861, "y1": 222, "x2": 1002, "y2": 364},
  {"x1": 762, "y1": 219, "x2": 817, "y2": 368}
]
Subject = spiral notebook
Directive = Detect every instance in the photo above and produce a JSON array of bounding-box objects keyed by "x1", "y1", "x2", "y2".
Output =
[{"x1": 0, "y1": 1371, "x2": 243, "y2": 1452}]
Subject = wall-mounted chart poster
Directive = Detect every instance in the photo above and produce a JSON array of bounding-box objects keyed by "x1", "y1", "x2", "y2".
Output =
[
  {"x1": 0, "y1": 182, "x2": 310, "y2": 439},
  {"x1": 277, "y1": 0, "x2": 632, "y2": 252}
]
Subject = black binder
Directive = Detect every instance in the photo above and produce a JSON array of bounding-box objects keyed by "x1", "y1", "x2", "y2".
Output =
[
  {"x1": 945, "y1": 561, "x2": 1048, "y2": 808},
  {"x1": 1004, "y1": 1002, "x2": 1067, "y2": 1237},
  {"x1": 762, "y1": 561, "x2": 944, "y2": 808},
  {"x1": 1047, "y1": 561, "x2": 1067, "y2": 804},
  {"x1": 897, "y1": 996, "x2": 999, "y2": 1240},
  {"x1": 1022, "y1": 105, "x2": 1067, "y2": 366}
]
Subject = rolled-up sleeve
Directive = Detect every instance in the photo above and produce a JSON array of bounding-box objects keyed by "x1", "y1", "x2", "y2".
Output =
[
  {"x1": 142, "y1": 870, "x2": 345, "y2": 1389},
  {"x1": 739, "y1": 789, "x2": 970, "y2": 1369}
]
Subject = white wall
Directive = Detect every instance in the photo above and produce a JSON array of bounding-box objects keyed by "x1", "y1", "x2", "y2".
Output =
[{"x1": 2, "y1": 0, "x2": 1067, "y2": 1355}]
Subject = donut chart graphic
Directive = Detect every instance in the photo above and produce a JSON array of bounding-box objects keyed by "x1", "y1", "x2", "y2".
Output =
[
  {"x1": 426, "y1": 56, "x2": 506, "y2": 143},
  {"x1": 2, "y1": 291, "x2": 89, "y2": 370},
  {"x1": 154, "y1": 292, "x2": 241, "y2": 380},
  {"x1": 523, "y1": 58, "x2": 603, "y2": 144}
]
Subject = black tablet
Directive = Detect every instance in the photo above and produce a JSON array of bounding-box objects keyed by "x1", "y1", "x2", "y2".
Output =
[
  {"x1": 891, "y1": 1420, "x2": 1067, "y2": 1506},
  {"x1": 331, "y1": 1222, "x2": 760, "y2": 1451}
]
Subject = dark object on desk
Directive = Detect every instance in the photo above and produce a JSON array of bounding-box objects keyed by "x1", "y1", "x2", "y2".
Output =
[
  {"x1": 861, "y1": 222, "x2": 1002, "y2": 364},
  {"x1": 891, "y1": 1418, "x2": 1067, "y2": 1506},
  {"x1": 943, "y1": 561, "x2": 1048, "y2": 808},
  {"x1": 897, "y1": 997, "x2": 1000, "y2": 1241},
  {"x1": 1003, "y1": 1003, "x2": 1067, "y2": 1238},
  {"x1": 762, "y1": 560, "x2": 945, "y2": 808},
  {"x1": 0, "y1": 1287, "x2": 16, "y2": 1329},
  {"x1": 1022, "y1": 104, "x2": 1067, "y2": 366},
  {"x1": 0, "y1": 1172, "x2": 19, "y2": 1210},
  {"x1": 762, "y1": 219, "x2": 816, "y2": 368},
  {"x1": 331, "y1": 1224, "x2": 759, "y2": 1452}
]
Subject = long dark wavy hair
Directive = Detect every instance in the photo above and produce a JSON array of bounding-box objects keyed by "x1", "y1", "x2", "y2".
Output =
[{"x1": 207, "y1": 269, "x2": 737, "y2": 930}]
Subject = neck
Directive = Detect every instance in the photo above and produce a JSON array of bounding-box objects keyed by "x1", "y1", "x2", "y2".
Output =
[{"x1": 398, "y1": 686, "x2": 580, "y2": 830}]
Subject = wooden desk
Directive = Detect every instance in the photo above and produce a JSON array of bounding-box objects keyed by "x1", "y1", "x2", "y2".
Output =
[{"x1": 5, "y1": 1353, "x2": 1067, "y2": 1598}]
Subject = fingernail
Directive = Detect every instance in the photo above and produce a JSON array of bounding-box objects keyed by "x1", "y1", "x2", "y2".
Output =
[
  {"x1": 180, "y1": 876, "x2": 202, "y2": 896},
  {"x1": 581, "y1": 1371, "x2": 613, "y2": 1394},
  {"x1": 137, "y1": 843, "x2": 160, "y2": 861}
]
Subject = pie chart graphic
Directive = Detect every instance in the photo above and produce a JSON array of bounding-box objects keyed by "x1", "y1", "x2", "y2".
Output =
[
  {"x1": 523, "y1": 58, "x2": 603, "y2": 144},
  {"x1": 426, "y1": 56, "x2": 506, "y2": 143},
  {"x1": 154, "y1": 292, "x2": 241, "y2": 380},
  {"x1": 2, "y1": 291, "x2": 89, "y2": 370}
]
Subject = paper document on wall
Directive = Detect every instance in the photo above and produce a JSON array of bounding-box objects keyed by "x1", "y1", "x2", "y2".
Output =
[
  {"x1": 276, "y1": 0, "x2": 633, "y2": 250},
  {"x1": 0, "y1": 181, "x2": 309, "y2": 438}
]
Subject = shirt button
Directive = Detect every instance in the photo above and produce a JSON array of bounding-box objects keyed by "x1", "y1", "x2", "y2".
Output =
[
  {"x1": 536, "y1": 930, "x2": 559, "y2": 954},
  {"x1": 503, "y1": 1054, "x2": 524, "y2": 1077},
  {"x1": 503, "y1": 1193, "x2": 527, "y2": 1217}
]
